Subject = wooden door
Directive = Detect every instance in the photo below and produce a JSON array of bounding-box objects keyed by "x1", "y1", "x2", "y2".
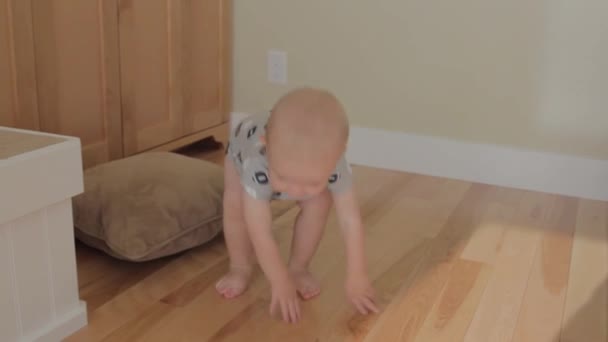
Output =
[
  {"x1": 31, "y1": 0, "x2": 123, "y2": 168},
  {"x1": 178, "y1": 0, "x2": 231, "y2": 135},
  {"x1": 0, "y1": 0, "x2": 39, "y2": 130},
  {"x1": 118, "y1": 0, "x2": 230, "y2": 155}
]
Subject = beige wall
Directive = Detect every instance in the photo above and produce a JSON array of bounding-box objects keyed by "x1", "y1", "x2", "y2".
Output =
[{"x1": 233, "y1": 0, "x2": 608, "y2": 160}]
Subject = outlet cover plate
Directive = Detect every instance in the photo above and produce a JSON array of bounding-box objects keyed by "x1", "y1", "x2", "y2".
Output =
[{"x1": 268, "y1": 49, "x2": 287, "y2": 84}]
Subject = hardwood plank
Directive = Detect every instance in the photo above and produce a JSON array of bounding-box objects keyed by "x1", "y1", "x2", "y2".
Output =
[
  {"x1": 101, "y1": 260, "x2": 238, "y2": 342},
  {"x1": 115, "y1": 242, "x2": 290, "y2": 341},
  {"x1": 104, "y1": 259, "x2": 270, "y2": 342},
  {"x1": 560, "y1": 199, "x2": 608, "y2": 342},
  {"x1": 459, "y1": 187, "x2": 525, "y2": 266},
  {"x1": 415, "y1": 259, "x2": 492, "y2": 341},
  {"x1": 77, "y1": 256, "x2": 170, "y2": 313},
  {"x1": 400, "y1": 174, "x2": 445, "y2": 200},
  {"x1": 325, "y1": 177, "x2": 469, "y2": 342},
  {"x1": 205, "y1": 299, "x2": 268, "y2": 342},
  {"x1": 463, "y1": 192, "x2": 555, "y2": 342},
  {"x1": 431, "y1": 184, "x2": 501, "y2": 251},
  {"x1": 65, "y1": 243, "x2": 226, "y2": 341},
  {"x1": 460, "y1": 204, "x2": 512, "y2": 264},
  {"x1": 428, "y1": 179, "x2": 478, "y2": 237},
  {"x1": 160, "y1": 256, "x2": 230, "y2": 307},
  {"x1": 364, "y1": 184, "x2": 498, "y2": 341},
  {"x1": 64, "y1": 162, "x2": 608, "y2": 341},
  {"x1": 100, "y1": 302, "x2": 175, "y2": 342},
  {"x1": 104, "y1": 202, "x2": 300, "y2": 341},
  {"x1": 326, "y1": 240, "x2": 431, "y2": 341},
  {"x1": 363, "y1": 250, "x2": 452, "y2": 342},
  {"x1": 354, "y1": 167, "x2": 415, "y2": 229},
  {"x1": 376, "y1": 178, "x2": 471, "y2": 239},
  {"x1": 511, "y1": 196, "x2": 578, "y2": 342},
  {"x1": 101, "y1": 208, "x2": 303, "y2": 341}
]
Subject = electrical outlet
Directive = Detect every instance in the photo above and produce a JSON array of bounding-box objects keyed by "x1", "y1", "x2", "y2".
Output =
[{"x1": 268, "y1": 50, "x2": 287, "y2": 84}]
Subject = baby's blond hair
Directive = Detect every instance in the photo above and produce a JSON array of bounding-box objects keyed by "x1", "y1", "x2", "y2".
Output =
[{"x1": 266, "y1": 88, "x2": 349, "y2": 163}]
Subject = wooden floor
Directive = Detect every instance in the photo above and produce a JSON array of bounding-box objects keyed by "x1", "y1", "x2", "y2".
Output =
[{"x1": 66, "y1": 147, "x2": 608, "y2": 342}]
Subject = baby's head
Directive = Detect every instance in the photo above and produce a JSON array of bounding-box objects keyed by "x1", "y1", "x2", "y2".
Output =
[{"x1": 261, "y1": 87, "x2": 349, "y2": 198}]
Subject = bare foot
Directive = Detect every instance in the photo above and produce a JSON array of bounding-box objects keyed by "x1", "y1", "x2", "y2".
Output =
[
  {"x1": 289, "y1": 268, "x2": 321, "y2": 300},
  {"x1": 215, "y1": 266, "x2": 253, "y2": 299}
]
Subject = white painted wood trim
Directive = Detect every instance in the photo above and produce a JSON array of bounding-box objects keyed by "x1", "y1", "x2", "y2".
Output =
[
  {"x1": 0, "y1": 128, "x2": 83, "y2": 225},
  {"x1": 0, "y1": 128, "x2": 87, "y2": 342},
  {"x1": 28, "y1": 302, "x2": 87, "y2": 342},
  {"x1": 347, "y1": 127, "x2": 608, "y2": 201},
  {"x1": 231, "y1": 112, "x2": 608, "y2": 201}
]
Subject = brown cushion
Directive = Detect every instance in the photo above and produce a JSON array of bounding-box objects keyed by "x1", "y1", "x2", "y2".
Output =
[{"x1": 72, "y1": 152, "x2": 224, "y2": 262}]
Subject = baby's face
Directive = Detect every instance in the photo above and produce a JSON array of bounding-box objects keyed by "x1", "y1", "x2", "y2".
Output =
[{"x1": 268, "y1": 154, "x2": 337, "y2": 199}]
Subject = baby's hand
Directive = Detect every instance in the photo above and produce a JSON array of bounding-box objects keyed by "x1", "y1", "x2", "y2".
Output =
[
  {"x1": 346, "y1": 273, "x2": 380, "y2": 315},
  {"x1": 270, "y1": 276, "x2": 301, "y2": 323}
]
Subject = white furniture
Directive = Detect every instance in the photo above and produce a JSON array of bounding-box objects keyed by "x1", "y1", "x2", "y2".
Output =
[{"x1": 0, "y1": 127, "x2": 87, "y2": 341}]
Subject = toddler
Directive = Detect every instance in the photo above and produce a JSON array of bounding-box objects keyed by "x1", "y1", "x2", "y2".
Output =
[{"x1": 216, "y1": 87, "x2": 378, "y2": 323}]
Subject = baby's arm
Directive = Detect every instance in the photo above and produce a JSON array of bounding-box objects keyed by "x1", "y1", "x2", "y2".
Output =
[
  {"x1": 333, "y1": 188, "x2": 379, "y2": 314},
  {"x1": 241, "y1": 193, "x2": 301, "y2": 323}
]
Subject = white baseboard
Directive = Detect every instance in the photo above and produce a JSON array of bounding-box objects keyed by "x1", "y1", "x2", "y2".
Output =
[
  {"x1": 231, "y1": 112, "x2": 608, "y2": 201},
  {"x1": 27, "y1": 301, "x2": 87, "y2": 342},
  {"x1": 347, "y1": 127, "x2": 608, "y2": 201}
]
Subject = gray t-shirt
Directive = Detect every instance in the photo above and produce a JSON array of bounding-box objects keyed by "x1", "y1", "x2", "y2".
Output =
[{"x1": 226, "y1": 112, "x2": 353, "y2": 201}]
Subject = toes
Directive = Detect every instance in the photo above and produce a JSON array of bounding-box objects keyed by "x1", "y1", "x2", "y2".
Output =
[
  {"x1": 221, "y1": 289, "x2": 235, "y2": 299},
  {"x1": 216, "y1": 280, "x2": 236, "y2": 298},
  {"x1": 222, "y1": 286, "x2": 245, "y2": 299},
  {"x1": 290, "y1": 271, "x2": 321, "y2": 300},
  {"x1": 216, "y1": 282, "x2": 226, "y2": 294},
  {"x1": 308, "y1": 289, "x2": 320, "y2": 299},
  {"x1": 300, "y1": 286, "x2": 320, "y2": 300}
]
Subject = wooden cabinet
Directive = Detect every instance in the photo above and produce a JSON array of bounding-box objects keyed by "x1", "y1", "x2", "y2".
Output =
[
  {"x1": 119, "y1": 0, "x2": 229, "y2": 155},
  {"x1": 31, "y1": 0, "x2": 123, "y2": 168},
  {"x1": 0, "y1": 0, "x2": 231, "y2": 168}
]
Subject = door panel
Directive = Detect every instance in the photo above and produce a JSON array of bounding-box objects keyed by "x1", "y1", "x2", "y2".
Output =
[
  {"x1": 178, "y1": 0, "x2": 226, "y2": 134},
  {"x1": 119, "y1": 0, "x2": 183, "y2": 155},
  {"x1": 0, "y1": 0, "x2": 39, "y2": 130},
  {"x1": 32, "y1": 0, "x2": 123, "y2": 168},
  {"x1": 119, "y1": 0, "x2": 230, "y2": 155}
]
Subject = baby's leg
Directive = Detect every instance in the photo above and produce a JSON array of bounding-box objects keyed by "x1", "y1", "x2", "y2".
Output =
[
  {"x1": 215, "y1": 157, "x2": 255, "y2": 299},
  {"x1": 288, "y1": 190, "x2": 332, "y2": 300}
]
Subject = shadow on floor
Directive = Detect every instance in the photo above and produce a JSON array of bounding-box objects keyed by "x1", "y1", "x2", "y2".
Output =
[{"x1": 558, "y1": 276, "x2": 608, "y2": 342}]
